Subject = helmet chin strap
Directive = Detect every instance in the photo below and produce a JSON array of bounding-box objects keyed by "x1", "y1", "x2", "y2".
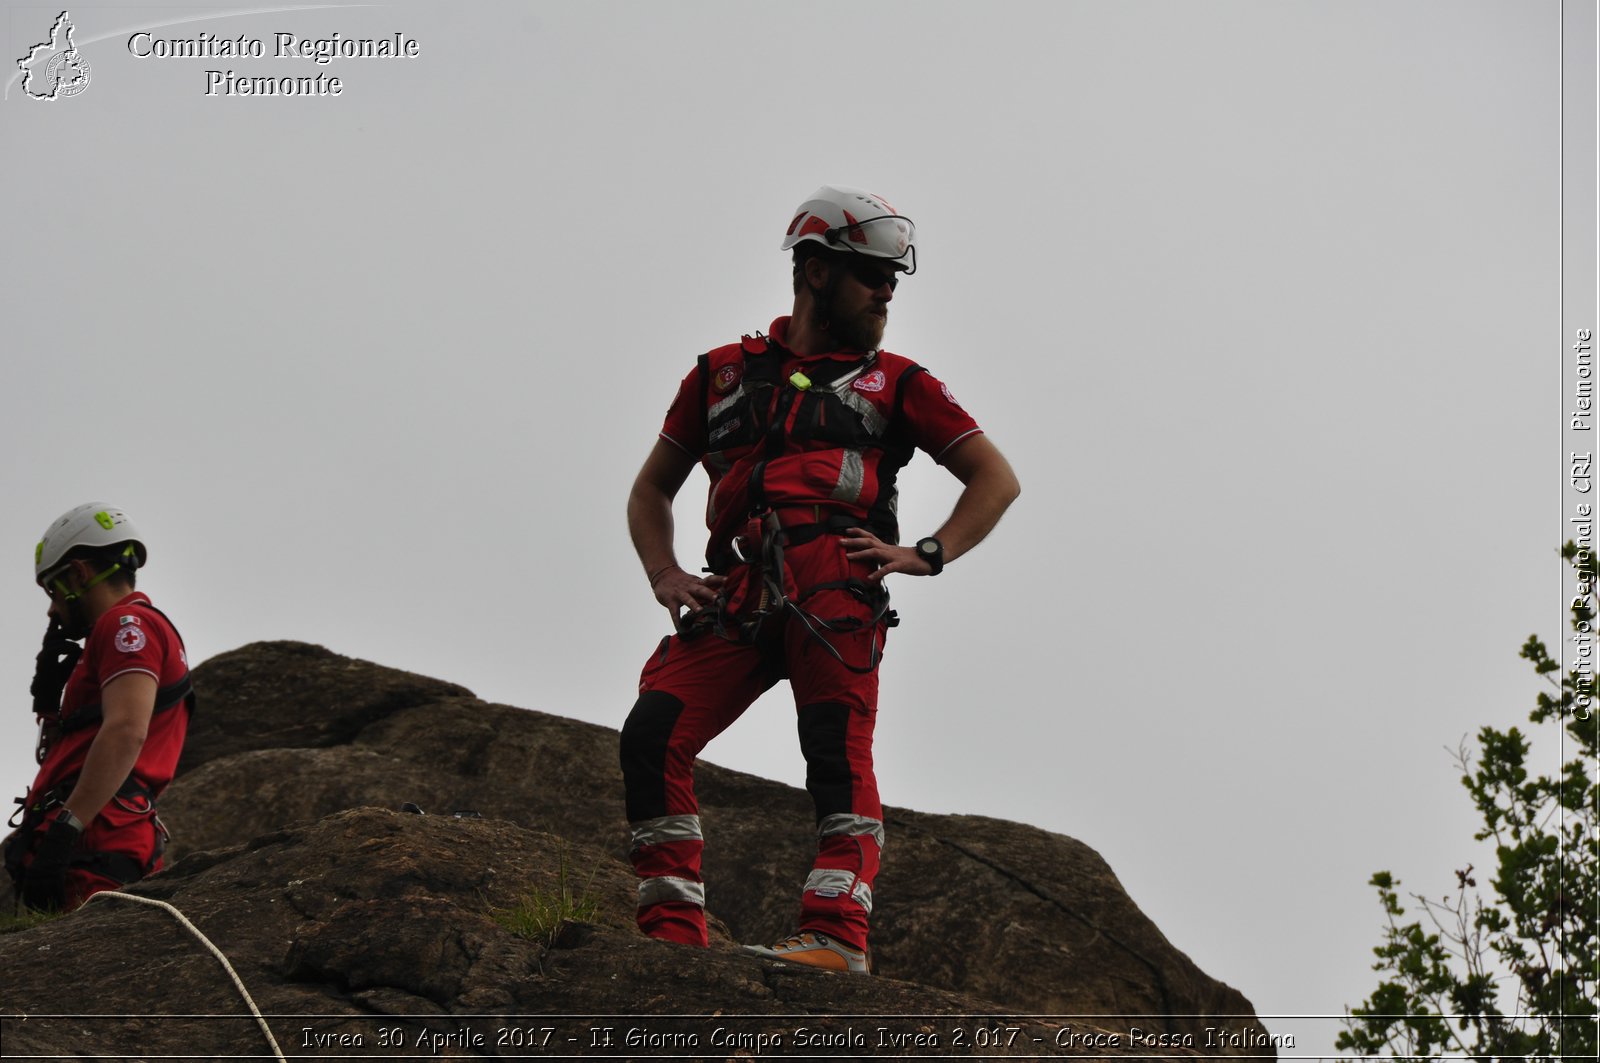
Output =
[
  {"x1": 807, "y1": 274, "x2": 837, "y2": 337},
  {"x1": 49, "y1": 544, "x2": 139, "y2": 605}
]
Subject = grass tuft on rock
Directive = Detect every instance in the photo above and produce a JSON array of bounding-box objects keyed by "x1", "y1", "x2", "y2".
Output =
[
  {"x1": 0, "y1": 907, "x2": 62, "y2": 934},
  {"x1": 492, "y1": 850, "x2": 600, "y2": 947}
]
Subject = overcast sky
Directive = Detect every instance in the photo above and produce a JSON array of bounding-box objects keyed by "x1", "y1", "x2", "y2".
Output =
[{"x1": 2, "y1": 1, "x2": 1589, "y2": 1057}]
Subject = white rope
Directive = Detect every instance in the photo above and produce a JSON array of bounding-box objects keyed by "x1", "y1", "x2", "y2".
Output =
[{"x1": 81, "y1": 889, "x2": 286, "y2": 1062}]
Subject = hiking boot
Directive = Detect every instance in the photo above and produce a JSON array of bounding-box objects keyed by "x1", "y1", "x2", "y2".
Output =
[{"x1": 743, "y1": 931, "x2": 870, "y2": 974}]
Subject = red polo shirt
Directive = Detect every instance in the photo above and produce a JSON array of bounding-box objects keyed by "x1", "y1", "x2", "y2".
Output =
[{"x1": 32, "y1": 592, "x2": 190, "y2": 802}]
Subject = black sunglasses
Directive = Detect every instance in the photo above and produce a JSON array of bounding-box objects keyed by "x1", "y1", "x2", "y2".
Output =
[{"x1": 845, "y1": 259, "x2": 899, "y2": 292}]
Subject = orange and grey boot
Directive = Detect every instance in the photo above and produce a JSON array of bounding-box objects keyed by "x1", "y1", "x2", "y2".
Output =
[{"x1": 744, "y1": 931, "x2": 871, "y2": 974}]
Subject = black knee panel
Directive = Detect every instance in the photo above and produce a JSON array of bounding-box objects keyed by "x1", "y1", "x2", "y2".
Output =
[
  {"x1": 620, "y1": 690, "x2": 686, "y2": 822},
  {"x1": 797, "y1": 701, "x2": 853, "y2": 819}
]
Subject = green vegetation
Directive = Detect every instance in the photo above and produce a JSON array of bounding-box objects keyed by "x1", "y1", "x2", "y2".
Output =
[
  {"x1": 0, "y1": 907, "x2": 61, "y2": 934},
  {"x1": 493, "y1": 850, "x2": 601, "y2": 948},
  {"x1": 1339, "y1": 543, "x2": 1598, "y2": 1061}
]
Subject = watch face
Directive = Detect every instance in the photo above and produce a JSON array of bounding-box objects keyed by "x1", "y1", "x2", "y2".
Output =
[{"x1": 919, "y1": 539, "x2": 938, "y2": 556}]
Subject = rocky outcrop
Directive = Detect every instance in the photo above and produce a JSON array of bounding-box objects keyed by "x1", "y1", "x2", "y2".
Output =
[
  {"x1": 1, "y1": 809, "x2": 1225, "y2": 1059},
  {"x1": 1, "y1": 641, "x2": 1275, "y2": 1059}
]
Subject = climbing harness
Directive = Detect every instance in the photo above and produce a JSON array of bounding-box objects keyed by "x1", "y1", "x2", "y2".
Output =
[
  {"x1": 683, "y1": 506, "x2": 897, "y2": 675},
  {"x1": 5, "y1": 774, "x2": 170, "y2": 892},
  {"x1": 684, "y1": 332, "x2": 918, "y2": 673}
]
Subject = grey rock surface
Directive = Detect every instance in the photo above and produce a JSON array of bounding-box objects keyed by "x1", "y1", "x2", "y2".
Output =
[{"x1": 2, "y1": 641, "x2": 1275, "y2": 1059}]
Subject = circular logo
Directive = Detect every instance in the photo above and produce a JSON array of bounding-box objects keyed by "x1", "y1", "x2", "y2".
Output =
[
  {"x1": 713, "y1": 364, "x2": 741, "y2": 394},
  {"x1": 45, "y1": 50, "x2": 92, "y2": 98},
  {"x1": 852, "y1": 370, "x2": 887, "y2": 394},
  {"x1": 114, "y1": 626, "x2": 147, "y2": 653}
]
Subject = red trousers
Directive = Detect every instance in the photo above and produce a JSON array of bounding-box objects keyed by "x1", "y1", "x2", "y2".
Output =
[{"x1": 619, "y1": 536, "x2": 888, "y2": 952}]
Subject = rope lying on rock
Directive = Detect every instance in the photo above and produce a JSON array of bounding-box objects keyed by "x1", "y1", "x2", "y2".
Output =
[{"x1": 82, "y1": 890, "x2": 286, "y2": 1062}]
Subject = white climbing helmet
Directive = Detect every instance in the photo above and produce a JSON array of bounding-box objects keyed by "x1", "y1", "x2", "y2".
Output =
[
  {"x1": 35, "y1": 502, "x2": 147, "y2": 584},
  {"x1": 780, "y1": 185, "x2": 917, "y2": 274}
]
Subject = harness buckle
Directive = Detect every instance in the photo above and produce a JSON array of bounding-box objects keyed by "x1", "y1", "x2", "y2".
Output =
[
  {"x1": 113, "y1": 791, "x2": 154, "y2": 815},
  {"x1": 34, "y1": 718, "x2": 53, "y2": 765}
]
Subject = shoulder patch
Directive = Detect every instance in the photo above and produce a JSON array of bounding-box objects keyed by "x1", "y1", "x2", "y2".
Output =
[
  {"x1": 852, "y1": 369, "x2": 887, "y2": 394},
  {"x1": 119, "y1": 615, "x2": 141, "y2": 626},
  {"x1": 941, "y1": 383, "x2": 965, "y2": 410},
  {"x1": 114, "y1": 625, "x2": 147, "y2": 653},
  {"x1": 712, "y1": 363, "x2": 741, "y2": 394}
]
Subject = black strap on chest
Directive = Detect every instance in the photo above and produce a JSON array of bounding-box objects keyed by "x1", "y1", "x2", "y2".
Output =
[{"x1": 55, "y1": 674, "x2": 194, "y2": 736}]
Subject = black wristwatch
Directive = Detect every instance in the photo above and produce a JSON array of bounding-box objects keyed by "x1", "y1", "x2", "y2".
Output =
[{"x1": 915, "y1": 536, "x2": 944, "y2": 576}]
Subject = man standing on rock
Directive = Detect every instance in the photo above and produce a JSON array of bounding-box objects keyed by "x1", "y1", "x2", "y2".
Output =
[
  {"x1": 618, "y1": 186, "x2": 1021, "y2": 972},
  {"x1": 4, "y1": 503, "x2": 194, "y2": 912}
]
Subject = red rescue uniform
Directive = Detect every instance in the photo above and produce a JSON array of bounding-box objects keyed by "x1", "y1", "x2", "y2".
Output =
[
  {"x1": 621, "y1": 317, "x2": 981, "y2": 952},
  {"x1": 18, "y1": 592, "x2": 191, "y2": 907}
]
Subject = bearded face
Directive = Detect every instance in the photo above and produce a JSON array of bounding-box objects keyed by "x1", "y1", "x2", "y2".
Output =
[
  {"x1": 808, "y1": 258, "x2": 892, "y2": 352},
  {"x1": 56, "y1": 597, "x2": 93, "y2": 640},
  {"x1": 44, "y1": 564, "x2": 93, "y2": 640}
]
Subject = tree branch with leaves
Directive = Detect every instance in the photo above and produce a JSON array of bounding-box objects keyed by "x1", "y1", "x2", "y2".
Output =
[{"x1": 1339, "y1": 542, "x2": 1598, "y2": 1062}]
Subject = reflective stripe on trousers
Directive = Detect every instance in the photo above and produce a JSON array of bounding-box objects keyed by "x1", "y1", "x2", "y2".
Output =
[
  {"x1": 803, "y1": 867, "x2": 874, "y2": 915},
  {"x1": 637, "y1": 875, "x2": 706, "y2": 909},
  {"x1": 818, "y1": 812, "x2": 885, "y2": 849},
  {"x1": 629, "y1": 815, "x2": 706, "y2": 911},
  {"x1": 804, "y1": 815, "x2": 883, "y2": 916},
  {"x1": 629, "y1": 813, "x2": 703, "y2": 852}
]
